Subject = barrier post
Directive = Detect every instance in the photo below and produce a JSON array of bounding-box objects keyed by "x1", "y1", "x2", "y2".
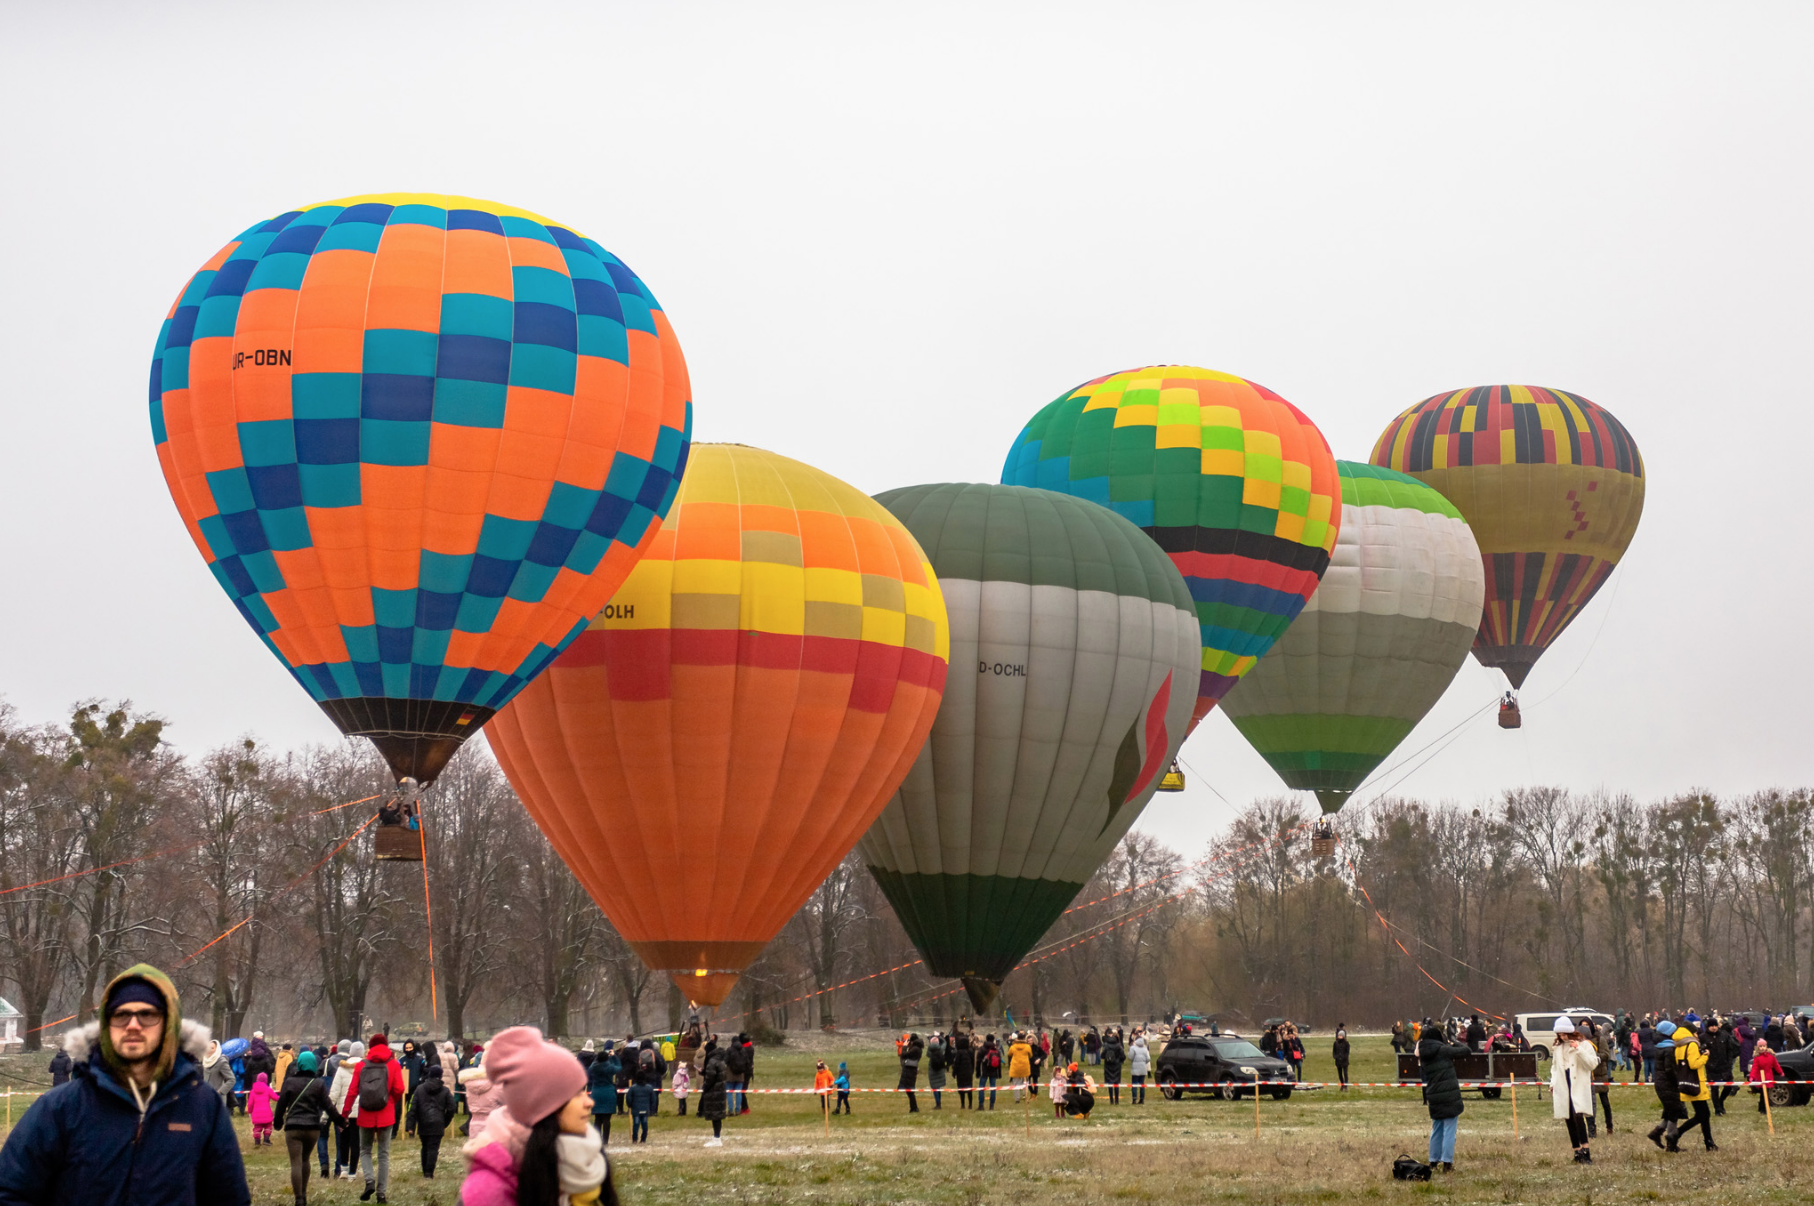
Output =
[
  {"x1": 1510, "y1": 1078, "x2": 1517, "y2": 1139},
  {"x1": 1023, "y1": 1079, "x2": 1030, "y2": 1137},
  {"x1": 1763, "y1": 1081, "x2": 1775, "y2": 1136},
  {"x1": 822, "y1": 1091, "x2": 830, "y2": 1137},
  {"x1": 1252, "y1": 1071, "x2": 1260, "y2": 1138}
]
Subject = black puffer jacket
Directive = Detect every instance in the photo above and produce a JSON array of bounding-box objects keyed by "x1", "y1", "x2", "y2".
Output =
[
  {"x1": 1101, "y1": 1034, "x2": 1126, "y2": 1080},
  {"x1": 898, "y1": 1037, "x2": 923, "y2": 1090},
  {"x1": 1418, "y1": 1035, "x2": 1471, "y2": 1120},
  {"x1": 952, "y1": 1042, "x2": 976, "y2": 1085},
  {"x1": 697, "y1": 1051, "x2": 729, "y2": 1121}
]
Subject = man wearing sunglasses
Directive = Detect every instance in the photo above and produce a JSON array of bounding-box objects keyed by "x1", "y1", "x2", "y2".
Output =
[{"x1": 0, "y1": 963, "x2": 249, "y2": 1205}]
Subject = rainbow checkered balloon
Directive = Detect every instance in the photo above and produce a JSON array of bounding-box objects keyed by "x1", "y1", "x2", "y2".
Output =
[
  {"x1": 149, "y1": 194, "x2": 692, "y2": 783},
  {"x1": 1002, "y1": 366, "x2": 1340, "y2": 725}
]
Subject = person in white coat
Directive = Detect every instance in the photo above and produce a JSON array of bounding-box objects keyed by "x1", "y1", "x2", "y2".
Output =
[
  {"x1": 327, "y1": 1040, "x2": 363, "y2": 1178},
  {"x1": 1128, "y1": 1032, "x2": 1151, "y2": 1104},
  {"x1": 1550, "y1": 1017, "x2": 1601, "y2": 1165}
]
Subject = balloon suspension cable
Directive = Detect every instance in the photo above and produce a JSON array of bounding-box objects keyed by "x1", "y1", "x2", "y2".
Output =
[
  {"x1": 0, "y1": 793, "x2": 380, "y2": 903},
  {"x1": 1337, "y1": 834, "x2": 1565, "y2": 1015},
  {"x1": 414, "y1": 782, "x2": 439, "y2": 1023},
  {"x1": 1525, "y1": 565, "x2": 1624, "y2": 711},
  {"x1": 177, "y1": 811, "x2": 383, "y2": 968},
  {"x1": 867, "y1": 825, "x2": 1308, "y2": 1021},
  {"x1": 713, "y1": 822, "x2": 1310, "y2": 1027}
]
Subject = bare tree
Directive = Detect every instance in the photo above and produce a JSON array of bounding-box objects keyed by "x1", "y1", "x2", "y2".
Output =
[
  {"x1": 422, "y1": 750, "x2": 520, "y2": 1038},
  {"x1": 786, "y1": 850, "x2": 867, "y2": 1029},
  {"x1": 0, "y1": 714, "x2": 75, "y2": 1048},
  {"x1": 291, "y1": 745, "x2": 398, "y2": 1039}
]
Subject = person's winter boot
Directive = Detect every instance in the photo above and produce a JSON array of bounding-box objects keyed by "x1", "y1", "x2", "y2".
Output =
[
  {"x1": 376, "y1": 1195, "x2": 387, "y2": 1204},
  {"x1": 360, "y1": 1182, "x2": 375, "y2": 1202},
  {"x1": 1705, "y1": 1140, "x2": 1719, "y2": 1152},
  {"x1": 1648, "y1": 1125, "x2": 1666, "y2": 1149},
  {"x1": 1587, "y1": 1118, "x2": 1597, "y2": 1138},
  {"x1": 1574, "y1": 1148, "x2": 1593, "y2": 1165},
  {"x1": 1441, "y1": 1162, "x2": 1453, "y2": 1173}
]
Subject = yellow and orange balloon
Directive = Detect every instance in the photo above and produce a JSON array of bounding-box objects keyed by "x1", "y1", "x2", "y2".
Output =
[{"x1": 487, "y1": 444, "x2": 949, "y2": 1005}]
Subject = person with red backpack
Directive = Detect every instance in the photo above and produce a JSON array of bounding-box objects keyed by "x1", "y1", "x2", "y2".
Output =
[
  {"x1": 339, "y1": 1032, "x2": 407, "y2": 1202},
  {"x1": 978, "y1": 1034, "x2": 1003, "y2": 1110}
]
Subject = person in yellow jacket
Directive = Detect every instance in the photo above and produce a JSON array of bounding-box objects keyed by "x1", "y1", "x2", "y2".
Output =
[
  {"x1": 1671, "y1": 1025, "x2": 1717, "y2": 1150},
  {"x1": 1007, "y1": 1034, "x2": 1033, "y2": 1101}
]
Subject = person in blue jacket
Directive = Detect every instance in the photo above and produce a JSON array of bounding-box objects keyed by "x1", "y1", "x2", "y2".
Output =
[{"x1": 0, "y1": 963, "x2": 249, "y2": 1206}]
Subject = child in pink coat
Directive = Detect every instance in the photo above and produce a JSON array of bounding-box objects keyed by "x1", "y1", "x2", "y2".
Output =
[{"x1": 247, "y1": 1071, "x2": 278, "y2": 1144}]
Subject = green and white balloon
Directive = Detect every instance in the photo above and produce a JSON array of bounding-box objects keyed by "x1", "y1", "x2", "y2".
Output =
[
  {"x1": 858, "y1": 484, "x2": 1201, "y2": 1012},
  {"x1": 1219, "y1": 461, "x2": 1484, "y2": 813}
]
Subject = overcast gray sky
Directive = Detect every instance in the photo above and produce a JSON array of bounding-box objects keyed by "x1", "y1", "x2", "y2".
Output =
[{"x1": 3, "y1": 2, "x2": 1808, "y2": 853}]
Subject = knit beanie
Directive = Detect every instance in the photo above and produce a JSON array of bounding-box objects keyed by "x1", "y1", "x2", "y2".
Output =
[
  {"x1": 297, "y1": 1051, "x2": 319, "y2": 1074},
  {"x1": 484, "y1": 1024, "x2": 587, "y2": 1126},
  {"x1": 350, "y1": 1041, "x2": 366, "y2": 1059},
  {"x1": 338, "y1": 1039, "x2": 352, "y2": 1055}
]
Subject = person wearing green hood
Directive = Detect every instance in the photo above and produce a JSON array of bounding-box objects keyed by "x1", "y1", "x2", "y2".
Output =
[{"x1": 0, "y1": 963, "x2": 249, "y2": 1206}]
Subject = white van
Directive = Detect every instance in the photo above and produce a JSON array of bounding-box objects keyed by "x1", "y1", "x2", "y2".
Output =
[{"x1": 1514, "y1": 1008, "x2": 1616, "y2": 1059}]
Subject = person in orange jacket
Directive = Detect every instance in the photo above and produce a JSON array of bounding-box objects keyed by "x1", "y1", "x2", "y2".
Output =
[{"x1": 813, "y1": 1061, "x2": 835, "y2": 1099}]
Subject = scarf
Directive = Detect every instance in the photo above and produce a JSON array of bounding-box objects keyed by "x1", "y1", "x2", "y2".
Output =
[
  {"x1": 557, "y1": 1127, "x2": 606, "y2": 1198},
  {"x1": 202, "y1": 1045, "x2": 221, "y2": 1070},
  {"x1": 463, "y1": 1102, "x2": 531, "y2": 1163}
]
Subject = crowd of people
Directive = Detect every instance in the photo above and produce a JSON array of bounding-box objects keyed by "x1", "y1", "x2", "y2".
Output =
[
  {"x1": 1414, "y1": 1006, "x2": 1805, "y2": 1174},
  {"x1": 878, "y1": 1024, "x2": 1158, "y2": 1114},
  {"x1": 7, "y1": 972, "x2": 1806, "y2": 1205}
]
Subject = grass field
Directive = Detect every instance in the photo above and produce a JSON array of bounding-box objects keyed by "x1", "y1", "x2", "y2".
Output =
[{"x1": 3, "y1": 1032, "x2": 1808, "y2": 1204}]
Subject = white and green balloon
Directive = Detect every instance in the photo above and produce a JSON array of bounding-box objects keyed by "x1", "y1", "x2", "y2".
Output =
[
  {"x1": 858, "y1": 484, "x2": 1201, "y2": 1012},
  {"x1": 1219, "y1": 461, "x2": 1485, "y2": 813}
]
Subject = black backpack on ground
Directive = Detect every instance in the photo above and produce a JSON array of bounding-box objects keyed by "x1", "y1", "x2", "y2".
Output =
[{"x1": 1392, "y1": 1155, "x2": 1432, "y2": 1181}]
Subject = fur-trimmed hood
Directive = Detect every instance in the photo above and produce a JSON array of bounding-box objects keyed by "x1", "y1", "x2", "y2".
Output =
[{"x1": 64, "y1": 1017, "x2": 212, "y2": 1066}]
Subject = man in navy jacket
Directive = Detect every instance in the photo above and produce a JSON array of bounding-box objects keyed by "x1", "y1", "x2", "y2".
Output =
[{"x1": 0, "y1": 963, "x2": 249, "y2": 1206}]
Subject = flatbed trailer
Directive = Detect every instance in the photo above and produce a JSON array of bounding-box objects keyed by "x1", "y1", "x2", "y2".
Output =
[{"x1": 1398, "y1": 1050, "x2": 1539, "y2": 1099}]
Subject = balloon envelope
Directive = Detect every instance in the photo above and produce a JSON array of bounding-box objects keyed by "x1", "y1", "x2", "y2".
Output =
[
  {"x1": 485, "y1": 445, "x2": 949, "y2": 1006},
  {"x1": 1219, "y1": 462, "x2": 1484, "y2": 813},
  {"x1": 857, "y1": 484, "x2": 1200, "y2": 1011},
  {"x1": 150, "y1": 194, "x2": 691, "y2": 783},
  {"x1": 1370, "y1": 386, "x2": 1643, "y2": 688},
  {"x1": 1002, "y1": 367, "x2": 1340, "y2": 725}
]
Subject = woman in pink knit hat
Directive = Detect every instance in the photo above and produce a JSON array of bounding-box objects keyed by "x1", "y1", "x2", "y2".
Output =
[{"x1": 460, "y1": 1026, "x2": 616, "y2": 1206}]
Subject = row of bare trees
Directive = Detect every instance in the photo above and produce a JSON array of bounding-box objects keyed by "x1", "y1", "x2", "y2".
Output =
[
  {"x1": 1185, "y1": 789, "x2": 1814, "y2": 1028},
  {"x1": 2, "y1": 699, "x2": 1809, "y2": 1045}
]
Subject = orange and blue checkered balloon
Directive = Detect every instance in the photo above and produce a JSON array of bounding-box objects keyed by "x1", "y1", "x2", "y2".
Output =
[{"x1": 150, "y1": 194, "x2": 692, "y2": 783}]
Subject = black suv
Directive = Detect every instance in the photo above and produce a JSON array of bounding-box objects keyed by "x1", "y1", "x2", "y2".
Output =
[
  {"x1": 1769, "y1": 1038, "x2": 1814, "y2": 1108},
  {"x1": 1156, "y1": 1034, "x2": 1295, "y2": 1100}
]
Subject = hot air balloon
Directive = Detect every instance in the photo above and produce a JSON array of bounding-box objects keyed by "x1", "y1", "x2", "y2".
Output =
[
  {"x1": 1002, "y1": 367, "x2": 1340, "y2": 726},
  {"x1": 857, "y1": 484, "x2": 1201, "y2": 1013},
  {"x1": 1219, "y1": 462, "x2": 1485, "y2": 814},
  {"x1": 1370, "y1": 386, "x2": 1643, "y2": 690},
  {"x1": 150, "y1": 194, "x2": 691, "y2": 808},
  {"x1": 485, "y1": 445, "x2": 949, "y2": 1006}
]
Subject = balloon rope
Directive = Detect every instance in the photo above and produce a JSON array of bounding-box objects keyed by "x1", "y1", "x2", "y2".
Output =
[
  {"x1": 176, "y1": 812, "x2": 381, "y2": 967},
  {"x1": 879, "y1": 826, "x2": 1306, "y2": 1017},
  {"x1": 0, "y1": 794, "x2": 383, "y2": 902},
  {"x1": 1337, "y1": 834, "x2": 1563, "y2": 1015},
  {"x1": 1525, "y1": 566, "x2": 1624, "y2": 710},
  {"x1": 1340, "y1": 694, "x2": 1501, "y2": 814},
  {"x1": 418, "y1": 800, "x2": 438, "y2": 1022}
]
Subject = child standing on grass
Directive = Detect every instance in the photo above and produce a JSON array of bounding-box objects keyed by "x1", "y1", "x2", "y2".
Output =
[
  {"x1": 627, "y1": 1079, "x2": 655, "y2": 1143},
  {"x1": 1048, "y1": 1063, "x2": 1067, "y2": 1119},
  {"x1": 671, "y1": 1061, "x2": 690, "y2": 1116},
  {"x1": 247, "y1": 1071, "x2": 277, "y2": 1145},
  {"x1": 834, "y1": 1062, "x2": 851, "y2": 1114}
]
